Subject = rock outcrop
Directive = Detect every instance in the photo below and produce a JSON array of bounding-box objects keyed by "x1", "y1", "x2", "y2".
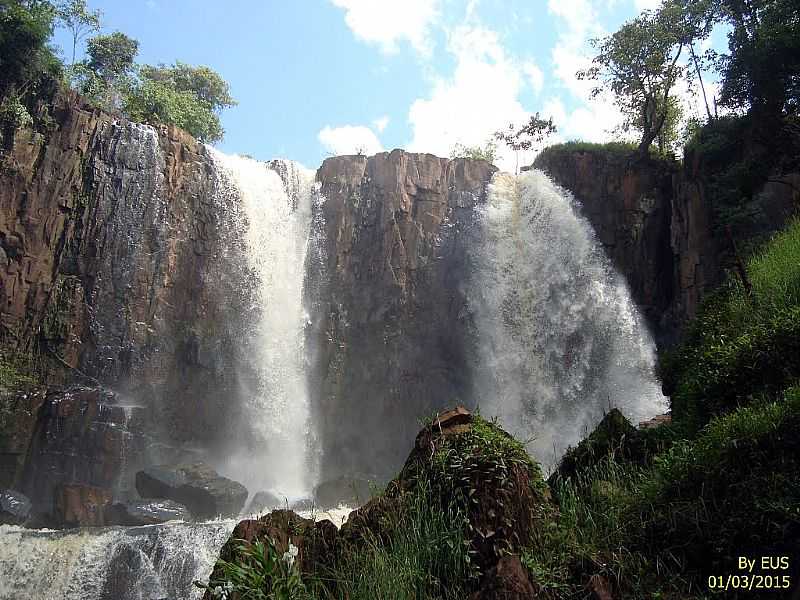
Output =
[
  {"x1": 0, "y1": 489, "x2": 31, "y2": 525},
  {"x1": 135, "y1": 462, "x2": 248, "y2": 519},
  {"x1": 535, "y1": 146, "x2": 799, "y2": 344},
  {"x1": 106, "y1": 498, "x2": 191, "y2": 526},
  {"x1": 0, "y1": 90, "x2": 251, "y2": 451},
  {"x1": 20, "y1": 386, "x2": 146, "y2": 515},
  {"x1": 307, "y1": 151, "x2": 497, "y2": 480},
  {"x1": 52, "y1": 483, "x2": 111, "y2": 527}
]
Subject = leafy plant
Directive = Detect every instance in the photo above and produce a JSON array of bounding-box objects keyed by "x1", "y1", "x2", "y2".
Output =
[{"x1": 196, "y1": 537, "x2": 312, "y2": 600}]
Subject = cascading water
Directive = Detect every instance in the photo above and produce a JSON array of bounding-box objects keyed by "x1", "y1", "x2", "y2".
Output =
[
  {"x1": 0, "y1": 521, "x2": 235, "y2": 600},
  {"x1": 208, "y1": 151, "x2": 318, "y2": 500},
  {"x1": 467, "y1": 170, "x2": 667, "y2": 463}
]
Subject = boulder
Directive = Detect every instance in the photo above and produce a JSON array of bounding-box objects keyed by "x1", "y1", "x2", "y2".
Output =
[
  {"x1": 135, "y1": 462, "x2": 248, "y2": 519},
  {"x1": 202, "y1": 510, "x2": 339, "y2": 600},
  {"x1": 244, "y1": 490, "x2": 282, "y2": 515},
  {"x1": 0, "y1": 489, "x2": 32, "y2": 525},
  {"x1": 313, "y1": 476, "x2": 373, "y2": 508},
  {"x1": 106, "y1": 499, "x2": 191, "y2": 526},
  {"x1": 53, "y1": 484, "x2": 111, "y2": 527}
]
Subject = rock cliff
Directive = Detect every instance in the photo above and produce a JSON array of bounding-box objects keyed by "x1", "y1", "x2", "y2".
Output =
[
  {"x1": 307, "y1": 151, "x2": 496, "y2": 480},
  {"x1": 0, "y1": 92, "x2": 252, "y2": 506},
  {"x1": 535, "y1": 146, "x2": 799, "y2": 345}
]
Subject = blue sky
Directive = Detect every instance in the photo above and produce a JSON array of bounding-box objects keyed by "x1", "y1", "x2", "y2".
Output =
[{"x1": 52, "y1": 0, "x2": 724, "y2": 171}]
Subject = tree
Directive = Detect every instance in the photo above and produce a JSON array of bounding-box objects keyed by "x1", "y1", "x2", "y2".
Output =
[
  {"x1": 56, "y1": 0, "x2": 101, "y2": 65},
  {"x1": 70, "y1": 31, "x2": 137, "y2": 110},
  {"x1": 449, "y1": 140, "x2": 498, "y2": 163},
  {"x1": 715, "y1": 0, "x2": 800, "y2": 117},
  {"x1": 85, "y1": 31, "x2": 137, "y2": 83},
  {"x1": 138, "y1": 62, "x2": 236, "y2": 112},
  {"x1": 579, "y1": 7, "x2": 690, "y2": 155},
  {"x1": 494, "y1": 113, "x2": 556, "y2": 173},
  {"x1": 0, "y1": 0, "x2": 62, "y2": 132}
]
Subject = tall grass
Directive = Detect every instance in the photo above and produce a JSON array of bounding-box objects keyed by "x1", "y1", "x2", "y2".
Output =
[
  {"x1": 663, "y1": 219, "x2": 800, "y2": 427},
  {"x1": 321, "y1": 482, "x2": 474, "y2": 600}
]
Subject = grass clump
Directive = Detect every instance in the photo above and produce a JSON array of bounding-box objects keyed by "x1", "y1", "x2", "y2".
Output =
[
  {"x1": 633, "y1": 387, "x2": 800, "y2": 581},
  {"x1": 323, "y1": 482, "x2": 473, "y2": 600},
  {"x1": 662, "y1": 218, "x2": 800, "y2": 430}
]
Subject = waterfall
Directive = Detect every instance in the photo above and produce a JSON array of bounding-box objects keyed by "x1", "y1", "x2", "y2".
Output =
[
  {"x1": 208, "y1": 151, "x2": 318, "y2": 500},
  {"x1": 0, "y1": 521, "x2": 235, "y2": 600},
  {"x1": 467, "y1": 170, "x2": 667, "y2": 463}
]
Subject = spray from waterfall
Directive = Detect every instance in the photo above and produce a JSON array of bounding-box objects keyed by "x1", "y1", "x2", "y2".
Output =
[
  {"x1": 468, "y1": 170, "x2": 667, "y2": 465},
  {"x1": 209, "y1": 150, "x2": 318, "y2": 500}
]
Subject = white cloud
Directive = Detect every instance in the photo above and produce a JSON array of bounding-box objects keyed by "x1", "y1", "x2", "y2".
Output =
[
  {"x1": 634, "y1": 0, "x2": 661, "y2": 10},
  {"x1": 330, "y1": 0, "x2": 441, "y2": 54},
  {"x1": 318, "y1": 125, "x2": 384, "y2": 156},
  {"x1": 372, "y1": 116, "x2": 390, "y2": 133},
  {"x1": 523, "y1": 60, "x2": 544, "y2": 94},
  {"x1": 407, "y1": 25, "x2": 533, "y2": 171}
]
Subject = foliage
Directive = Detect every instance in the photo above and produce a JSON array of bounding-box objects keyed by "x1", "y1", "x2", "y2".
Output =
[
  {"x1": 634, "y1": 388, "x2": 800, "y2": 580},
  {"x1": 56, "y1": 0, "x2": 100, "y2": 64},
  {"x1": 124, "y1": 62, "x2": 236, "y2": 142},
  {"x1": 579, "y1": 5, "x2": 695, "y2": 154},
  {"x1": 197, "y1": 537, "x2": 311, "y2": 600},
  {"x1": 0, "y1": 352, "x2": 38, "y2": 393},
  {"x1": 661, "y1": 218, "x2": 800, "y2": 429},
  {"x1": 0, "y1": 94, "x2": 34, "y2": 130},
  {"x1": 494, "y1": 113, "x2": 556, "y2": 173},
  {"x1": 68, "y1": 30, "x2": 137, "y2": 111},
  {"x1": 324, "y1": 483, "x2": 473, "y2": 600},
  {"x1": 449, "y1": 140, "x2": 497, "y2": 163},
  {"x1": 0, "y1": 0, "x2": 62, "y2": 100},
  {"x1": 715, "y1": 0, "x2": 800, "y2": 116}
]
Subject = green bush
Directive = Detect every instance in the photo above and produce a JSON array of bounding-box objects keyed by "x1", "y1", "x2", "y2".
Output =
[{"x1": 634, "y1": 387, "x2": 800, "y2": 580}]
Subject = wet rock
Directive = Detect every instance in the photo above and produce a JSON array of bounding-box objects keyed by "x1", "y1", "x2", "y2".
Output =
[
  {"x1": 106, "y1": 499, "x2": 191, "y2": 526},
  {"x1": 308, "y1": 151, "x2": 498, "y2": 481},
  {"x1": 52, "y1": 483, "x2": 111, "y2": 527},
  {"x1": 245, "y1": 490, "x2": 282, "y2": 515},
  {"x1": 470, "y1": 555, "x2": 538, "y2": 599},
  {"x1": 135, "y1": 462, "x2": 248, "y2": 519},
  {"x1": 313, "y1": 476, "x2": 373, "y2": 508},
  {"x1": 20, "y1": 386, "x2": 147, "y2": 515},
  {"x1": 0, "y1": 489, "x2": 32, "y2": 525},
  {"x1": 203, "y1": 510, "x2": 339, "y2": 599}
]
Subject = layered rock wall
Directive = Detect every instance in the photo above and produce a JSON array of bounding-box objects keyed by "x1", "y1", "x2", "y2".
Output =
[
  {"x1": 0, "y1": 92, "x2": 250, "y2": 495},
  {"x1": 306, "y1": 151, "x2": 496, "y2": 479}
]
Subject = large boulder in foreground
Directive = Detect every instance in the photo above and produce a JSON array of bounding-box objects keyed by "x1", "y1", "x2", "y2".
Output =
[
  {"x1": 203, "y1": 407, "x2": 553, "y2": 598},
  {"x1": 202, "y1": 510, "x2": 339, "y2": 600},
  {"x1": 135, "y1": 462, "x2": 247, "y2": 519},
  {"x1": 390, "y1": 407, "x2": 554, "y2": 571},
  {"x1": 0, "y1": 489, "x2": 32, "y2": 525}
]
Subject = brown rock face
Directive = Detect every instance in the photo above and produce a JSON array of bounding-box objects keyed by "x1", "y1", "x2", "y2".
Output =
[
  {"x1": 53, "y1": 483, "x2": 112, "y2": 527},
  {"x1": 470, "y1": 555, "x2": 539, "y2": 600},
  {"x1": 0, "y1": 92, "x2": 254, "y2": 479},
  {"x1": 307, "y1": 150, "x2": 497, "y2": 480},
  {"x1": 533, "y1": 151, "x2": 676, "y2": 343},
  {"x1": 535, "y1": 149, "x2": 799, "y2": 345}
]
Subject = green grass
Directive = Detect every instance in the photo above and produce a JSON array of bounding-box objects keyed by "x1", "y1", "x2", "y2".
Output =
[
  {"x1": 662, "y1": 219, "x2": 800, "y2": 429},
  {"x1": 321, "y1": 483, "x2": 473, "y2": 600}
]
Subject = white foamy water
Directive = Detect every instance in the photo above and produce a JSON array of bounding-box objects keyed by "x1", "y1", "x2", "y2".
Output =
[
  {"x1": 0, "y1": 521, "x2": 236, "y2": 600},
  {"x1": 209, "y1": 151, "x2": 318, "y2": 500},
  {"x1": 468, "y1": 170, "x2": 667, "y2": 464}
]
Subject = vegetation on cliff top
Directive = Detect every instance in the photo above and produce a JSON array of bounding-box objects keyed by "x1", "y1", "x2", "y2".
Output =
[{"x1": 0, "y1": 0, "x2": 235, "y2": 142}]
